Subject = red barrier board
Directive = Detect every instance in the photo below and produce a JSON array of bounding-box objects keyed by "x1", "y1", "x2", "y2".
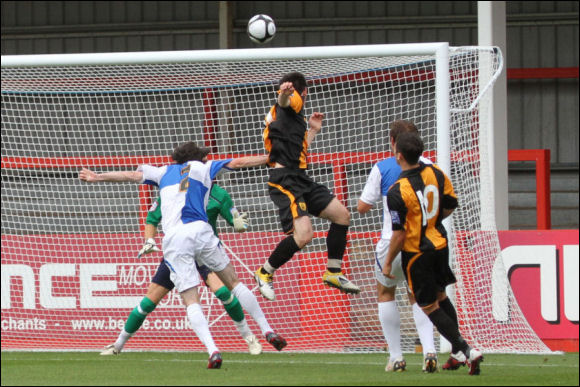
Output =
[
  {"x1": 498, "y1": 230, "x2": 579, "y2": 352},
  {"x1": 2, "y1": 230, "x2": 578, "y2": 352}
]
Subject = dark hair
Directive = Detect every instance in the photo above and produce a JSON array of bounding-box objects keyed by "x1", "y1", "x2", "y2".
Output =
[
  {"x1": 171, "y1": 142, "x2": 210, "y2": 164},
  {"x1": 395, "y1": 131, "x2": 424, "y2": 165},
  {"x1": 389, "y1": 120, "x2": 418, "y2": 144},
  {"x1": 278, "y1": 72, "x2": 308, "y2": 95}
]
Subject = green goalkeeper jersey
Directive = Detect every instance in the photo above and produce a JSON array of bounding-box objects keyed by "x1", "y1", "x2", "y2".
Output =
[{"x1": 146, "y1": 184, "x2": 235, "y2": 236}]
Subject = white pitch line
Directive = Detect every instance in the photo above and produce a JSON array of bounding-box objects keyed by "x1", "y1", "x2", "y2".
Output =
[{"x1": 3, "y1": 357, "x2": 578, "y2": 368}]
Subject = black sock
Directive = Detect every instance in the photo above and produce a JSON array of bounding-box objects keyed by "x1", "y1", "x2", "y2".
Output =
[
  {"x1": 428, "y1": 307, "x2": 469, "y2": 355},
  {"x1": 439, "y1": 297, "x2": 459, "y2": 329},
  {"x1": 326, "y1": 223, "x2": 349, "y2": 273},
  {"x1": 265, "y1": 235, "x2": 301, "y2": 272}
]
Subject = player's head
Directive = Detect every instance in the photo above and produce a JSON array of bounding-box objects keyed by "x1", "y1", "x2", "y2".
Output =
[
  {"x1": 172, "y1": 142, "x2": 210, "y2": 164},
  {"x1": 395, "y1": 131, "x2": 424, "y2": 166},
  {"x1": 389, "y1": 120, "x2": 418, "y2": 151},
  {"x1": 279, "y1": 72, "x2": 308, "y2": 96}
]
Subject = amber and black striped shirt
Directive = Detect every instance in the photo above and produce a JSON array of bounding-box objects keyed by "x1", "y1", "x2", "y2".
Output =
[
  {"x1": 262, "y1": 90, "x2": 309, "y2": 169},
  {"x1": 386, "y1": 162, "x2": 458, "y2": 253}
]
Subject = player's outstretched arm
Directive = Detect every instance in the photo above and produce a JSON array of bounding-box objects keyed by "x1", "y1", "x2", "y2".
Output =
[
  {"x1": 306, "y1": 112, "x2": 324, "y2": 147},
  {"x1": 226, "y1": 155, "x2": 269, "y2": 169},
  {"x1": 79, "y1": 168, "x2": 143, "y2": 183}
]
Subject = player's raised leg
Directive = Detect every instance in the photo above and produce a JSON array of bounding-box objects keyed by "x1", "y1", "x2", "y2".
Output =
[
  {"x1": 255, "y1": 215, "x2": 311, "y2": 301},
  {"x1": 319, "y1": 198, "x2": 360, "y2": 294},
  {"x1": 437, "y1": 296, "x2": 467, "y2": 370},
  {"x1": 217, "y1": 263, "x2": 287, "y2": 351},
  {"x1": 204, "y1": 271, "x2": 262, "y2": 355},
  {"x1": 424, "y1": 292, "x2": 482, "y2": 376}
]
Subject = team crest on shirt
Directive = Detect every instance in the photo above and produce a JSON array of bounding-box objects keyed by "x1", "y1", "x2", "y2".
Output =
[
  {"x1": 299, "y1": 202, "x2": 307, "y2": 211},
  {"x1": 390, "y1": 210, "x2": 401, "y2": 225}
]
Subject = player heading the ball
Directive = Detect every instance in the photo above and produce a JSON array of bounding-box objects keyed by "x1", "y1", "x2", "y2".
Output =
[{"x1": 254, "y1": 71, "x2": 360, "y2": 301}]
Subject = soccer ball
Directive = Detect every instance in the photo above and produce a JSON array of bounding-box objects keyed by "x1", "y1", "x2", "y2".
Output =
[{"x1": 247, "y1": 14, "x2": 276, "y2": 44}]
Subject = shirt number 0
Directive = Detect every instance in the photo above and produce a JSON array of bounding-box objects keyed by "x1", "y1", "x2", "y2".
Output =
[{"x1": 415, "y1": 185, "x2": 439, "y2": 226}]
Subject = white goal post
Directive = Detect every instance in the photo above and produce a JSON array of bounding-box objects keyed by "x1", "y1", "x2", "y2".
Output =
[{"x1": 1, "y1": 43, "x2": 552, "y2": 354}]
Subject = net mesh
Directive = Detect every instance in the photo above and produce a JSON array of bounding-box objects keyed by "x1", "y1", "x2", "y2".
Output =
[{"x1": 1, "y1": 46, "x2": 551, "y2": 353}]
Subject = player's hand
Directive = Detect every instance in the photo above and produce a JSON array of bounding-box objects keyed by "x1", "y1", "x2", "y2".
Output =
[
  {"x1": 308, "y1": 112, "x2": 324, "y2": 133},
  {"x1": 382, "y1": 262, "x2": 395, "y2": 279},
  {"x1": 79, "y1": 168, "x2": 98, "y2": 182},
  {"x1": 279, "y1": 81, "x2": 295, "y2": 96},
  {"x1": 232, "y1": 209, "x2": 249, "y2": 232},
  {"x1": 137, "y1": 238, "x2": 161, "y2": 259}
]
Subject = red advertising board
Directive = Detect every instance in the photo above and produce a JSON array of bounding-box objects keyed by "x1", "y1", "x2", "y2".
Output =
[
  {"x1": 0, "y1": 232, "x2": 349, "y2": 352},
  {"x1": 498, "y1": 230, "x2": 579, "y2": 352},
  {"x1": 1, "y1": 230, "x2": 578, "y2": 352}
]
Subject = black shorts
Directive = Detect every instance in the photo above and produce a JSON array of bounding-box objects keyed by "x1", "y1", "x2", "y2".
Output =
[
  {"x1": 401, "y1": 247, "x2": 457, "y2": 307},
  {"x1": 268, "y1": 167, "x2": 335, "y2": 234},
  {"x1": 151, "y1": 259, "x2": 175, "y2": 291},
  {"x1": 151, "y1": 259, "x2": 212, "y2": 290}
]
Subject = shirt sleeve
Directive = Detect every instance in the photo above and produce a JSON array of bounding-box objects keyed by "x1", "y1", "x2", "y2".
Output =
[
  {"x1": 431, "y1": 164, "x2": 458, "y2": 210},
  {"x1": 210, "y1": 185, "x2": 235, "y2": 227},
  {"x1": 137, "y1": 165, "x2": 167, "y2": 186},
  {"x1": 277, "y1": 90, "x2": 304, "y2": 113},
  {"x1": 442, "y1": 172, "x2": 458, "y2": 210},
  {"x1": 359, "y1": 164, "x2": 382, "y2": 205},
  {"x1": 386, "y1": 183, "x2": 407, "y2": 231},
  {"x1": 220, "y1": 194, "x2": 235, "y2": 227},
  {"x1": 145, "y1": 197, "x2": 162, "y2": 227},
  {"x1": 288, "y1": 91, "x2": 304, "y2": 113},
  {"x1": 208, "y1": 159, "x2": 234, "y2": 180}
]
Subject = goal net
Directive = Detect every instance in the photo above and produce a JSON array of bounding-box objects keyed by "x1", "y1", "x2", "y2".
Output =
[{"x1": 1, "y1": 44, "x2": 551, "y2": 354}]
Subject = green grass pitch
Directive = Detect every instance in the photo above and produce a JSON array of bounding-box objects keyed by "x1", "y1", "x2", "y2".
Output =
[{"x1": 1, "y1": 352, "x2": 578, "y2": 386}]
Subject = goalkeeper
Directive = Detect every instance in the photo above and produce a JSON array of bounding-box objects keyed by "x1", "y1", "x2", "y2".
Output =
[{"x1": 101, "y1": 184, "x2": 263, "y2": 356}]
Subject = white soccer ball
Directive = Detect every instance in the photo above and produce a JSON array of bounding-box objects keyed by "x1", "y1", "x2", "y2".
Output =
[{"x1": 247, "y1": 14, "x2": 276, "y2": 44}]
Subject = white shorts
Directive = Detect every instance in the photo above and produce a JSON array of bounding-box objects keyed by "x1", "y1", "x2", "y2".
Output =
[
  {"x1": 162, "y1": 221, "x2": 230, "y2": 293},
  {"x1": 375, "y1": 238, "x2": 406, "y2": 288}
]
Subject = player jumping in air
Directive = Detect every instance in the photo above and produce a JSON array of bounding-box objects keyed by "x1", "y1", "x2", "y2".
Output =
[
  {"x1": 80, "y1": 142, "x2": 287, "y2": 369},
  {"x1": 254, "y1": 72, "x2": 360, "y2": 301},
  {"x1": 383, "y1": 131, "x2": 483, "y2": 376},
  {"x1": 357, "y1": 120, "x2": 439, "y2": 373},
  {"x1": 100, "y1": 184, "x2": 266, "y2": 357}
]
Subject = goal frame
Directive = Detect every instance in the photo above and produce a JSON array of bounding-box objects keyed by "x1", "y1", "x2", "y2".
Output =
[
  {"x1": 1, "y1": 42, "x2": 453, "y2": 177},
  {"x1": 4, "y1": 43, "x2": 549, "y2": 355}
]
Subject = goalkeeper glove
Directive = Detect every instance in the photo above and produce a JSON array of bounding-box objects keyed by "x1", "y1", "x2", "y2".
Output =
[
  {"x1": 231, "y1": 209, "x2": 249, "y2": 232},
  {"x1": 137, "y1": 238, "x2": 161, "y2": 259}
]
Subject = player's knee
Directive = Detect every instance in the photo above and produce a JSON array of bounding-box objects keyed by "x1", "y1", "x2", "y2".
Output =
[
  {"x1": 331, "y1": 203, "x2": 350, "y2": 225},
  {"x1": 216, "y1": 264, "x2": 239, "y2": 290},
  {"x1": 146, "y1": 283, "x2": 170, "y2": 304},
  {"x1": 341, "y1": 208, "x2": 351, "y2": 225},
  {"x1": 294, "y1": 228, "x2": 313, "y2": 247},
  {"x1": 293, "y1": 219, "x2": 313, "y2": 247},
  {"x1": 377, "y1": 285, "x2": 397, "y2": 302}
]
